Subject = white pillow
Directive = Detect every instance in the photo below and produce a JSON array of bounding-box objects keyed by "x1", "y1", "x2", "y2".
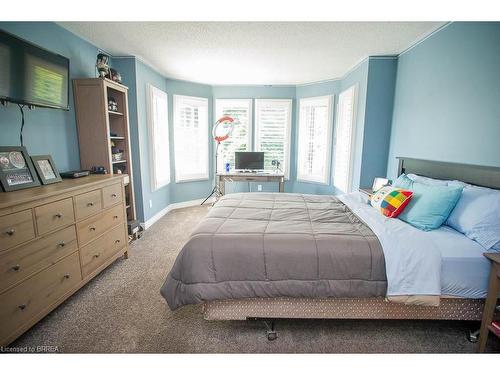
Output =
[{"x1": 446, "y1": 184, "x2": 500, "y2": 249}]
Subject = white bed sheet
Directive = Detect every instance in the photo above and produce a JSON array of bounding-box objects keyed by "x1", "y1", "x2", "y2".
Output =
[
  {"x1": 427, "y1": 225, "x2": 490, "y2": 298},
  {"x1": 340, "y1": 192, "x2": 490, "y2": 299}
]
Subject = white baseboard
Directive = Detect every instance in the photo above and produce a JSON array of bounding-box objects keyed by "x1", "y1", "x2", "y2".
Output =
[{"x1": 142, "y1": 197, "x2": 215, "y2": 230}]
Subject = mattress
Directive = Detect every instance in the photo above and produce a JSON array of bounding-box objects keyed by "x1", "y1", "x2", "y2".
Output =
[
  {"x1": 161, "y1": 192, "x2": 491, "y2": 311},
  {"x1": 161, "y1": 193, "x2": 387, "y2": 310},
  {"x1": 339, "y1": 192, "x2": 492, "y2": 299},
  {"x1": 428, "y1": 225, "x2": 490, "y2": 298}
]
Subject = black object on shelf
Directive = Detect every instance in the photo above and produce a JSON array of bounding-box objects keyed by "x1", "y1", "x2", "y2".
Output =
[
  {"x1": 90, "y1": 166, "x2": 107, "y2": 174},
  {"x1": 60, "y1": 170, "x2": 90, "y2": 179}
]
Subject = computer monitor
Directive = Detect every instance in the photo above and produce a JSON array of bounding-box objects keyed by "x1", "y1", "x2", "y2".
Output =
[{"x1": 235, "y1": 152, "x2": 265, "y2": 170}]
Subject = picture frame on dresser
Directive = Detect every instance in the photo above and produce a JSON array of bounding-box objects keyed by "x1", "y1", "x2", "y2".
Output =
[
  {"x1": 0, "y1": 146, "x2": 40, "y2": 192},
  {"x1": 30, "y1": 154, "x2": 62, "y2": 185}
]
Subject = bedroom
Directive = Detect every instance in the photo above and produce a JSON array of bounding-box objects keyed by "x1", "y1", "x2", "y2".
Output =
[{"x1": 1, "y1": 0, "x2": 499, "y2": 372}]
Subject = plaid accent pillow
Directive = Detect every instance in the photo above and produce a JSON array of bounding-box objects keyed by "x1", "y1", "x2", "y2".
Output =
[{"x1": 370, "y1": 186, "x2": 413, "y2": 218}]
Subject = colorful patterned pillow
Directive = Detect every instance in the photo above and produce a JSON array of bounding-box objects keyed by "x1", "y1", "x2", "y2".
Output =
[{"x1": 370, "y1": 186, "x2": 413, "y2": 218}]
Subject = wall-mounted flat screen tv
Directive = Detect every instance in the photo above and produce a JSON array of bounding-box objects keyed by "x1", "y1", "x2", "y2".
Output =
[{"x1": 0, "y1": 29, "x2": 69, "y2": 110}]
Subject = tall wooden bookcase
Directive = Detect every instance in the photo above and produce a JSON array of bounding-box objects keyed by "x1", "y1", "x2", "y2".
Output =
[{"x1": 73, "y1": 78, "x2": 136, "y2": 227}]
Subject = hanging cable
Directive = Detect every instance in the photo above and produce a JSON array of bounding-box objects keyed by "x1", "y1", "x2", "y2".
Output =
[{"x1": 18, "y1": 104, "x2": 25, "y2": 146}]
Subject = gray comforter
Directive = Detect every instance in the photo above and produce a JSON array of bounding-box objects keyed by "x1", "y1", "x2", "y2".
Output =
[{"x1": 161, "y1": 193, "x2": 387, "y2": 310}]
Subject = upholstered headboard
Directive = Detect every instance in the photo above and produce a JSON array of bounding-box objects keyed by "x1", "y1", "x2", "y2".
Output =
[{"x1": 396, "y1": 157, "x2": 500, "y2": 189}]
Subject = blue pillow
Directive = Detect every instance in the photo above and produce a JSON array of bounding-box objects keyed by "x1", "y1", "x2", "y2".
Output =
[
  {"x1": 393, "y1": 174, "x2": 413, "y2": 190},
  {"x1": 446, "y1": 184, "x2": 500, "y2": 249},
  {"x1": 394, "y1": 175, "x2": 463, "y2": 231}
]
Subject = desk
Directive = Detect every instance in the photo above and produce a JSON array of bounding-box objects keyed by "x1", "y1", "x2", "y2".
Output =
[{"x1": 216, "y1": 172, "x2": 285, "y2": 195}]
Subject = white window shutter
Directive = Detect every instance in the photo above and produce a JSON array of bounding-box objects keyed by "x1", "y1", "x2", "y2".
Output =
[
  {"x1": 333, "y1": 85, "x2": 357, "y2": 193},
  {"x1": 255, "y1": 99, "x2": 292, "y2": 178},
  {"x1": 146, "y1": 85, "x2": 170, "y2": 191},
  {"x1": 296, "y1": 96, "x2": 333, "y2": 184},
  {"x1": 173, "y1": 95, "x2": 209, "y2": 182},
  {"x1": 215, "y1": 99, "x2": 252, "y2": 171}
]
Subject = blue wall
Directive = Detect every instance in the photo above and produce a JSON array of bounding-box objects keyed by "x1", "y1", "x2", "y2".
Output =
[
  {"x1": 0, "y1": 21, "x2": 399, "y2": 225},
  {"x1": 0, "y1": 22, "x2": 103, "y2": 172},
  {"x1": 361, "y1": 57, "x2": 397, "y2": 187},
  {"x1": 387, "y1": 22, "x2": 500, "y2": 179}
]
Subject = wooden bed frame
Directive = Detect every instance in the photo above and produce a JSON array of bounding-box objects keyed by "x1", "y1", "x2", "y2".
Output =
[{"x1": 202, "y1": 157, "x2": 500, "y2": 323}]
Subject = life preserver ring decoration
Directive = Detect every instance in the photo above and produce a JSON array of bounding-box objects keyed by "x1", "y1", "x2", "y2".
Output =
[{"x1": 213, "y1": 116, "x2": 235, "y2": 143}]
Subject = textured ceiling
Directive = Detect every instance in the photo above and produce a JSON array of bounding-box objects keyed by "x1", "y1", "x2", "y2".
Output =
[{"x1": 59, "y1": 22, "x2": 444, "y2": 85}]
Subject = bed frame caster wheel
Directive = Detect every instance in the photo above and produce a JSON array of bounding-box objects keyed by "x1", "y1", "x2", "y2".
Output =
[
  {"x1": 467, "y1": 329, "x2": 479, "y2": 343},
  {"x1": 267, "y1": 331, "x2": 277, "y2": 341},
  {"x1": 263, "y1": 320, "x2": 277, "y2": 341}
]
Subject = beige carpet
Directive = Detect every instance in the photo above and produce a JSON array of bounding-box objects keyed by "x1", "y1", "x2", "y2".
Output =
[{"x1": 11, "y1": 205, "x2": 499, "y2": 353}]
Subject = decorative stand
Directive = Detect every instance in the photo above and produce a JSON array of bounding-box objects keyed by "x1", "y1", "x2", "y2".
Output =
[
  {"x1": 201, "y1": 116, "x2": 235, "y2": 205},
  {"x1": 201, "y1": 141, "x2": 224, "y2": 205}
]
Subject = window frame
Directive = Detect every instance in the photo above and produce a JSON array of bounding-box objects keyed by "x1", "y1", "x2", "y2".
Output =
[
  {"x1": 146, "y1": 84, "x2": 170, "y2": 191},
  {"x1": 173, "y1": 94, "x2": 210, "y2": 183},
  {"x1": 332, "y1": 85, "x2": 358, "y2": 193},
  {"x1": 254, "y1": 98, "x2": 293, "y2": 179},
  {"x1": 214, "y1": 98, "x2": 253, "y2": 171},
  {"x1": 296, "y1": 95, "x2": 334, "y2": 185}
]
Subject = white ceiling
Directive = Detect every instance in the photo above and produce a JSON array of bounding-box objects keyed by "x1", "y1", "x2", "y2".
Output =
[{"x1": 59, "y1": 22, "x2": 444, "y2": 85}]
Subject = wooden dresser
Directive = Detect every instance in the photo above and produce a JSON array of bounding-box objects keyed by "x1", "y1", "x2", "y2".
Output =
[{"x1": 0, "y1": 175, "x2": 129, "y2": 346}]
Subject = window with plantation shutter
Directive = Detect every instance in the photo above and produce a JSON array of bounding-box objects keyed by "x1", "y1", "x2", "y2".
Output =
[
  {"x1": 146, "y1": 85, "x2": 170, "y2": 190},
  {"x1": 333, "y1": 85, "x2": 357, "y2": 193},
  {"x1": 296, "y1": 96, "x2": 333, "y2": 184},
  {"x1": 255, "y1": 99, "x2": 292, "y2": 178},
  {"x1": 173, "y1": 95, "x2": 209, "y2": 182},
  {"x1": 215, "y1": 99, "x2": 252, "y2": 171}
]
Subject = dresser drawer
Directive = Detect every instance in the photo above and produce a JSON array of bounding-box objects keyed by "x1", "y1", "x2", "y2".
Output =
[
  {"x1": 76, "y1": 205, "x2": 124, "y2": 247},
  {"x1": 74, "y1": 189, "x2": 102, "y2": 220},
  {"x1": 80, "y1": 224, "x2": 126, "y2": 277},
  {"x1": 102, "y1": 183, "x2": 123, "y2": 208},
  {"x1": 35, "y1": 198, "x2": 75, "y2": 235},
  {"x1": 0, "y1": 226, "x2": 78, "y2": 293},
  {"x1": 0, "y1": 252, "x2": 81, "y2": 341},
  {"x1": 0, "y1": 210, "x2": 35, "y2": 252}
]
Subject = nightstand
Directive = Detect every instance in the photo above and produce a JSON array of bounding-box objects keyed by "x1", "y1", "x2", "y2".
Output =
[{"x1": 477, "y1": 252, "x2": 500, "y2": 352}]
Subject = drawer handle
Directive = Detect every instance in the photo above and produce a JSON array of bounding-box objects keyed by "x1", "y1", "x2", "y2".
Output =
[
  {"x1": 87, "y1": 202, "x2": 94, "y2": 207},
  {"x1": 94, "y1": 253, "x2": 100, "y2": 258},
  {"x1": 18, "y1": 304, "x2": 27, "y2": 311},
  {"x1": 111, "y1": 193, "x2": 117, "y2": 198},
  {"x1": 12, "y1": 264, "x2": 20, "y2": 271},
  {"x1": 5, "y1": 228, "x2": 15, "y2": 236},
  {"x1": 64, "y1": 274, "x2": 71, "y2": 279},
  {"x1": 115, "y1": 239, "x2": 121, "y2": 244},
  {"x1": 113, "y1": 215, "x2": 119, "y2": 219},
  {"x1": 58, "y1": 241, "x2": 66, "y2": 247},
  {"x1": 90, "y1": 227, "x2": 96, "y2": 231},
  {"x1": 55, "y1": 212, "x2": 63, "y2": 218}
]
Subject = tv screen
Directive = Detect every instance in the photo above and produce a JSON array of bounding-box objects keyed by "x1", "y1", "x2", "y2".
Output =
[
  {"x1": 235, "y1": 152, "x2": 265, "y2": 170},
  {"x1": 0, "y1": 29, "x2": 69, "y2": 110}
]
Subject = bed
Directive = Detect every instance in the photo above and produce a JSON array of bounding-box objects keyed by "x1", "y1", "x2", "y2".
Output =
[{"x1": 161, "y1": 158, "x2": 500, "y2": 326}]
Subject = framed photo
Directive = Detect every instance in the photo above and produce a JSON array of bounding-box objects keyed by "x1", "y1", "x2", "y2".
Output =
[
  {"x1": 0, "y1": 146, "x2": 41, "y2": 192},
  {"x1": 31, "y1": 155, "x2": 62, "y2": 185}
]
